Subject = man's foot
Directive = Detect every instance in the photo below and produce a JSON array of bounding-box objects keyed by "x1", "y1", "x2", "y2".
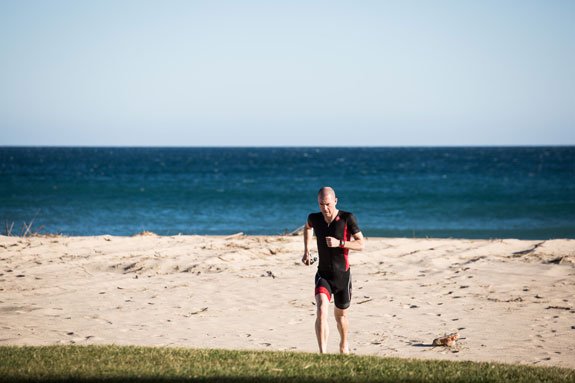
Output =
[{"x1": 340, "y1": 343, "x2": 350, "y2": 354}]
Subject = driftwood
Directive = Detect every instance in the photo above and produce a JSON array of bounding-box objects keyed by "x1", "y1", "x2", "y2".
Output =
[
  {"x1": 432, "y1": 332, "x2": 460, "y2": 347},
  {"x1": 286, "y1": 225, "x2": 305, "y2": 236}
]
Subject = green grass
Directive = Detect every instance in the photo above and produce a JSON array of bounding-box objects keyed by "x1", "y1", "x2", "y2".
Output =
[{"x1": 0, "y1": 346, "x2": 573, "y2": 383}]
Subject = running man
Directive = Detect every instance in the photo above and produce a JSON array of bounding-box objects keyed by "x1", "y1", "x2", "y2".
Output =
[{"x1": 302, "y1": 186, "x2": 365, "y2": 354}]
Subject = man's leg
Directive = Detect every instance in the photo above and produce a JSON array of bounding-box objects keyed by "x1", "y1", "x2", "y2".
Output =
[
  {"x1": 334, "y1": 306, "x2": 349, "y2": 354},
  {"x1": 315, "y1": 293, "x2": 330, "y2": 353}
]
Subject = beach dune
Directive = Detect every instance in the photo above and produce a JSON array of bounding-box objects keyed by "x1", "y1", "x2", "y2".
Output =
[{"x1": 0, "y1": 234, "x2": 574, "y2": 368}]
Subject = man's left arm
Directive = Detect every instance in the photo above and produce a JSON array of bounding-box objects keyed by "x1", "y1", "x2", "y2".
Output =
[
  {"x1": 325, "y1": 231, "x2": 365, "y2": 250},
  {"x1": 325, "y1": 213, "x2": 365, "y2": 251},
  {"x1": 344, "y1": 212, "x2": 365, "y2": 251},
  {"x1": 343, "y1": 231, "x2": 365, "y2": 251}
]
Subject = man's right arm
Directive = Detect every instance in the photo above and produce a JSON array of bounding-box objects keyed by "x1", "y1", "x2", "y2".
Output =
[{"x1": 302, "y1": 221, "x2": 314, "y2": 265}]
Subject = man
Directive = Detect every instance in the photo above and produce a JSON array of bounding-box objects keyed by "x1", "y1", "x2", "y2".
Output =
[{"x1": 302, "y1": 186, "x2": 365, "y2": 354}]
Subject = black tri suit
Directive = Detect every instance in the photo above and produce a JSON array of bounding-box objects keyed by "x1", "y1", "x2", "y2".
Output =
[{"x1": 307, "y1": 210, "x2": 361, "y2": 309}]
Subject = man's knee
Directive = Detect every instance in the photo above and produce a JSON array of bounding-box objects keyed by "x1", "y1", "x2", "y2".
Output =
[
  {"x1": 316, "y1": 294, "x2": 330, "y2": 317},
  {"x1": 334, "y1": 307, "x2": 348, "y2": 321}
]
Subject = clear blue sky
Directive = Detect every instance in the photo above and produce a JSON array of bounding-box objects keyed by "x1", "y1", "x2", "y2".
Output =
[{"x1": 1, "y1": 1, "x2": 573, "y2": 146}]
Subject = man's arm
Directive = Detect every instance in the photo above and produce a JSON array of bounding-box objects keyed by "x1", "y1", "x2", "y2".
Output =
[
  {"x1": 346, "y1": 232, "x2": 365, "y2": 251},
  {"x1": 302, "y1": 222, "x2": 314, "y2": 265},
  {"x1": 325, "y1": 231, "x2": 365, "y2": 251},
  {"x1": 343, "y1": 212, "x2": 364, "y2": 251}
]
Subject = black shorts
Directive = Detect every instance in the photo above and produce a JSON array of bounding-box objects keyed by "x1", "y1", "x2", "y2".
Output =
[{"x1": 314, "y1": 270, "x2": 352, "y2": 310}]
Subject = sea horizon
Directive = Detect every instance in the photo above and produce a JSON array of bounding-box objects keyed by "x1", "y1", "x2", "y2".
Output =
[
  {"x1": 2, "y1": 144, "x2": 574, "y2": 148},
  {"x1": 2, "y1": 146, "x2": 574, "y2": 239}
]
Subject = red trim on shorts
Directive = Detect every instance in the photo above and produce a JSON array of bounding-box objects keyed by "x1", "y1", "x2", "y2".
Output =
[{"x1": 315, "y1": 286, "x2": 331, "y2": 301}]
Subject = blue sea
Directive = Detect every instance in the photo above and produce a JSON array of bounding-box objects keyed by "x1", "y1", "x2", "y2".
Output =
[{"x1": 1, "y1": 147, "x2": 574, "y2": 239}]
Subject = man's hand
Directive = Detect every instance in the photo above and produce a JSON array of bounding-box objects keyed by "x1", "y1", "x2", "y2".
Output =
[
  {"x1": 325, "y1": 236, "x2": 340, "y2": 248},
  {"x1": 302, "y1": 251, "x2": 311, "y2": 265},
  {"x1": 302, "y1": 251, "x2": 317, "y2": 266}
]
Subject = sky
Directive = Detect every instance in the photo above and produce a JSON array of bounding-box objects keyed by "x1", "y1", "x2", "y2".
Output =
[{"x1": 0, "y1": 0, "x2": 574, "y2": 146}]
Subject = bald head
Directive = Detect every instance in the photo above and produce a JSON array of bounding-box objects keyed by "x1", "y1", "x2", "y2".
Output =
[{"x1": 318, "y1": 187, "x2": 336, "y2": 199}]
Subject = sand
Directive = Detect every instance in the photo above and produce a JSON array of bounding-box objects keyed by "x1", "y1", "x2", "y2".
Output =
[{"x1": 1, "y1": 234, "x2": 574, "y2": 368}]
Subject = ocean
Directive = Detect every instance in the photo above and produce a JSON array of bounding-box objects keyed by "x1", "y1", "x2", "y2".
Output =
[{"x1": 1, "y1": 147, "x2": 573, "y2": 239}]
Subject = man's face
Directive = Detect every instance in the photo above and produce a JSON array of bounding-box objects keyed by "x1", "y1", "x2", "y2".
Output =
[{"x1": 318, "y1": 193, "x2": 337, "y2": 221}]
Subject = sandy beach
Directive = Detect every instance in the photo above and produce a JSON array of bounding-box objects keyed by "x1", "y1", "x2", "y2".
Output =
[{"x1": 1, "y1": 234, "x2": 574, "y2": 369}]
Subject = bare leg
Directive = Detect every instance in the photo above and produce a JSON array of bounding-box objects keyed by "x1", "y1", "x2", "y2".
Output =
[
  {"x1": 334, "y1": 306, "x2": 349, "y2": 354},
  {"x1": 315, "y1": 293, "x2": 330, "y2": 353}
]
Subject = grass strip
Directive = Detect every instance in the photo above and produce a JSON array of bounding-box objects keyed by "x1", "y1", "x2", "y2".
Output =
[{"x1": 0, "y1": 345, "x2": 573, "y2": 382}]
